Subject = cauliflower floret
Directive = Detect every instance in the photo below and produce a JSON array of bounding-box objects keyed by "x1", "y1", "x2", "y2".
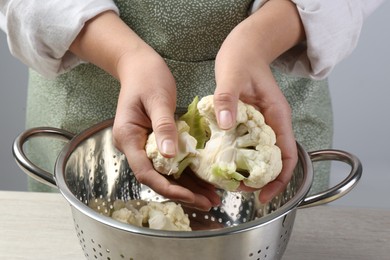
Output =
[
  {"x1": 140, "y1": 201, "x2": 191, "y2": 231},
  {"x1": 111, "y1": 206, "x2": 144, "y2": 227},
  {"x1": 146, "y1": 121, "x2": 199, "y2": 178},
  {"x1": 110, "y1": 200, "x2": 191, "y2": 231},
  {"x1": 145, "y1": 95, "x2": 282, "y2": 191}
]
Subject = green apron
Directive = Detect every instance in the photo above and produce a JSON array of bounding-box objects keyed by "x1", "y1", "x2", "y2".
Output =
[{"x1": 25, "y1": 0, "x2": 332, "y2": 194}]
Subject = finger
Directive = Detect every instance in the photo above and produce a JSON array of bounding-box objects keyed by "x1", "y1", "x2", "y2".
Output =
[
  {"x1": 244, "y1": 76, "x2": 297, "y2": 203},
  {"x1": 259, "y1": 134, "x2": 297, "y2": 203},
  {"x1": 145, "y1": 95, "x2": 178, "y2": 158},
  {"x1": 213, "y1": 85, "x2": 240, "y2": 130},
  {"x1": 258, "y1": 164, "x2": 294, "y2": 204},
  {"x1": 175, "y1": 170, "x2": 221, "y2": 208},
  {"x1": 125, "y1": 144, "x2": 199, "y2": 204},
  {"x1": 129, "y1": 153, "x2": 216, "y2": 211}
]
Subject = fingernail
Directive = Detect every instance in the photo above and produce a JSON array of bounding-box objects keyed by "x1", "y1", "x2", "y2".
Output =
[
  {"x1": 219, "y1": 110, "x2": 233, "y2": 129},
  {"x1": 161, "y1": 139, "x2": 176, "y2": 157}
]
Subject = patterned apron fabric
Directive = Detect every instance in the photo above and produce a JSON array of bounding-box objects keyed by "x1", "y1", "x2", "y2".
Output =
[{"x1": 25, "y1": 0, "x2": 332, "y2": 194}]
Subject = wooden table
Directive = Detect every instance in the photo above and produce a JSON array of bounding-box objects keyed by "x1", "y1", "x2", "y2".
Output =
[{"x1": 0, "y1": 191, "x2": 389, "y2": 260}]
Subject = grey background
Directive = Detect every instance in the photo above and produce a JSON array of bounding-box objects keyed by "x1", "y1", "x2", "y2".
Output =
[{"x1": 1, "y1": 3, "x2": 389, "y2": 209}]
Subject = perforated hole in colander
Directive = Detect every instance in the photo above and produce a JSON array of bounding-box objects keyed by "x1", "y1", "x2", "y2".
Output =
[
  {"x1": 245, "y1": 214, "x2": 294, "y2": 260},
  {"x1": 75, "y1": 218, "x2": 138, "y2": 260}
]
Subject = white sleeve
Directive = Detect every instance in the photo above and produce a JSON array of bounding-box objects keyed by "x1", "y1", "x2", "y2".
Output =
[
  {"x1": 0, "y1": 0, "x2": 119, "y2": 78},
  {"x1": 272, "y1": 0, "x2": 385, "y2": 79}
]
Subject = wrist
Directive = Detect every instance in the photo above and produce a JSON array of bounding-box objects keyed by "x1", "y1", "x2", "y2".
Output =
[
  {"x1": 116, "y1": 47, "x2": 167, "y2": 85},
  {"x1": 69, "y1": 11, "x2": 152, "y2": 79},
  {"x1": 238, "y1": 0, "x2": 305, "y2": 64}
]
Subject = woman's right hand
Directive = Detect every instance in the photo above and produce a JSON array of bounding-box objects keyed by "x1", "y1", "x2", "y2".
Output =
[
  {"x1": 113, "y1": 47, "x2": 220, "y2": 211},
  {"x1": 70, "y1": 11, "x2": 219, "y2": 211}
]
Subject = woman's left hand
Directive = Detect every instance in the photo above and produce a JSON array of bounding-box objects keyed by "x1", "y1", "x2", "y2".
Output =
[{"x1": 213, "y1": 0, "x2": 304, "y2": 203}]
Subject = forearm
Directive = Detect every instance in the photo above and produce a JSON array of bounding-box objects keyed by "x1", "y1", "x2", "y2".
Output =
[
  {"x1": 240, "y1": 0, "x2": 305, "y2": 64},
  {"x1": 69, "y1": 11, "x2": 156, "y2": 80}
]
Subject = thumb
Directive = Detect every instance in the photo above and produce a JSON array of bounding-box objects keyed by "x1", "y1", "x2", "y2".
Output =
[
  {"x1": 148, "y1": 102, "x2": 178, "y2": 158},
  {"x1": 213, "y1": 87, "x2": 240, "y2": 130}
]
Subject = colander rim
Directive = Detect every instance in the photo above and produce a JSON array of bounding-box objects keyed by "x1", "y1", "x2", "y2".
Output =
[{"x1": 55, "y1": 118, "x2": 313, "y2": 238}]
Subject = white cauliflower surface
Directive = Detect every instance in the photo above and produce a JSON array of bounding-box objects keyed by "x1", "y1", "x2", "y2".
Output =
[
  {"x1": 146, "y1": 121, "x2": 199, "y2": 178},
  {"x1": 110, "y1": 200, "x2": 191, "y2": 231},
  {"x1": 146, "y1": 95, "x2": 282, "y2": 191}
]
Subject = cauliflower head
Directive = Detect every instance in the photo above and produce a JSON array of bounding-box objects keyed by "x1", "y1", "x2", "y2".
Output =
[{"x1": 145, "y1": 95, "x2": 282, "y2": 191}]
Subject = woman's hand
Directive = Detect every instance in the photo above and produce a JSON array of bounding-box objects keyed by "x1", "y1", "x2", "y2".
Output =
[
  {"x1": 113, "y1": 48, "x2": 220, "y2": 211},
  {"x1": 214, "y1": 0, "x2": 304, "y2": 203},
  {"x1": 70, "y1": 11, "x2": 219, "y2": 210}
]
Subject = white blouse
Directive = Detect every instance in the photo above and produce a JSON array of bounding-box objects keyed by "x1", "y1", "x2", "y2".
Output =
[{"x1": 0, "y1": 0, "x2": 384, "y2": 79}]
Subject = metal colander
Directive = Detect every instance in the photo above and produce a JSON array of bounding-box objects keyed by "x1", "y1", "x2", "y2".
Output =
[{"x1": 13, "y1": 118, "x2": 362, "y2": 260}]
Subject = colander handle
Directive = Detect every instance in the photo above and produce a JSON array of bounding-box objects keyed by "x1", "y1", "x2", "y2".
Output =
[
  {"x1": 12, "y1": 127, "x2": 75, "y2": 188},
  {"x1": 298, "y1": 149, "x2": 362, "y2": 208}
]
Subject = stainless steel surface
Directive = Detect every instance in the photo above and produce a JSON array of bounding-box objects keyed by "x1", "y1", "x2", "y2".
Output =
[
  {"x1": 12, "y1": 127, "x2": 74, "y2": 188},
  {"x1": 12, "y1": 118, "x2": 362, "y2": 260},
  {"x1": 299, "y1": 150, "x2": 362, "y2": 209}
]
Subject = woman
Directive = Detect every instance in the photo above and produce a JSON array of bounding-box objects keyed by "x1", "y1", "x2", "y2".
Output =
[{"x1": 0, "y1": 0, "x2": 383, "y2": 210}]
